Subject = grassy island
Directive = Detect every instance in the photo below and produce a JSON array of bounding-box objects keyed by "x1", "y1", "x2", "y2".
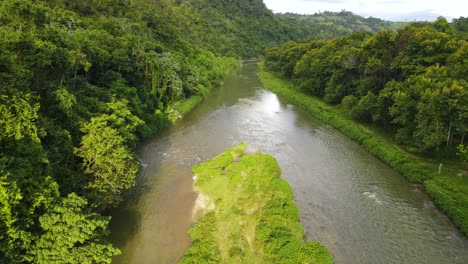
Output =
[{"x1": 179, "y1": 143, "x2": 333, "y2": 264}]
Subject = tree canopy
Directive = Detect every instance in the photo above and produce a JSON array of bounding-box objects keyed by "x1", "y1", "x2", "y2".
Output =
[
  {"x1": 1, "y1": 0, "x2": 463, "y2": 262},
  {"x1": 265, "y1": 17, "x2": 467, "y2": 153}
]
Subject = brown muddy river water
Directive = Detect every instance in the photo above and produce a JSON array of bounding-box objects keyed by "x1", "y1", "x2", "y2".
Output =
[{"x1": 110, "y1": 63, "x2": 468, "y2": 264}]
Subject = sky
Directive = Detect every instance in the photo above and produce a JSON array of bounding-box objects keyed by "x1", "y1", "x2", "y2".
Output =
[{"x1": 263, "y1": 0, "x2": 468, "y2": 21}]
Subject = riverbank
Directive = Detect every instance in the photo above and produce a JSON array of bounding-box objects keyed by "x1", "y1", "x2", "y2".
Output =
[
  {"x1": 166, "y1": 68, "x2": 241, "y2": 124},
  {"x1": 258, "y1": 63, "x2": 468, "y2": 236},
  {"x1": 179, "y1": 143, "x2": 333, "y2": 263}
]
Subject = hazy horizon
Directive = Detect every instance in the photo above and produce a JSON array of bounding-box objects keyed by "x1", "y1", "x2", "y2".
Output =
[{"x1": 263, "y1": 0, "x2": 467, "y2": 21}]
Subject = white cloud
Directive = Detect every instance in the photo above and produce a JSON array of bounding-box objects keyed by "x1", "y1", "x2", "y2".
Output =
[
  {"x1": 263, "y1": 0, "x2": 468, "y2": 21},
  {"x1": 303, "y1": 0, "x2": 347, "y2": 3}
]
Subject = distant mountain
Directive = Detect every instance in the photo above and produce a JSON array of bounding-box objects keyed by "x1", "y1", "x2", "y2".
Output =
[
  {"x1": 276, "y1": 10, "x2": 409, "y2": 39},
  {"x1": 179, "y1": 0, "x2": 293, "y2": 57},
  {"x1": 384, "y1": 11, "x2": 450, "y2": 22},
  {"x1": 175, "y1": 4, "x2": 410, "y2": 56}
]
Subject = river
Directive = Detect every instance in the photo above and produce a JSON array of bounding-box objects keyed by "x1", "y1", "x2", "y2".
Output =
[{"x1": 110, "y1": 63, "x2": 468, "y2": 264}]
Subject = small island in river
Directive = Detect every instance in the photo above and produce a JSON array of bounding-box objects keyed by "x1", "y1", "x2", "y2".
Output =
[{"x1": 179, "y1": 143, "x2": 333, "y2": 264}]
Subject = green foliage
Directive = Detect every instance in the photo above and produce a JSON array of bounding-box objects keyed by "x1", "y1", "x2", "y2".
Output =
[
  {"x1": 0, "y1": 0, "x2": 244, "y2": 261},
  {"x1": 342, "y1": 92, "x2": 379, "y2": 122},
  {"x1": 452, "y1": 17, "x2": 468, "y2": 40},
  {"x1": 425, "y1": 176, "x2": 468, "y2": 235},
  {"x1": 174, "y1": 96, "x2": 203, "y2": 117},
  {"x1": 180, "y1": 213, "x2": 221, "y2": 263},
  {"x1": 29, "y1": 193, "x2": 120, "y2": 264},
  {"x1": 99, "y1": 100, "x2": 144, "y2": 147},
  {"x1": 259, "y1": 63, "x2": 468, "y2": 236},
  {"x1": 54, "y1": 87, "x2": 77, "y2": 117},
  {"x1": 0, "y1": 91, "x2": 61, "y2": 263},
  {"x1": 0, "y1": 173, "x2": 24, "y2": 262},
  {"x1": 0, "y1": 94, "x2": 40, "y2": 142},
  {"x1": 180, "y1": 144, "x2": 333, "y2": 264},
  {"x1": 458, "y1": 145, "x2": 468, "y2": 164},
  {"x1": 75, "y1": 118, "x2": 139, "y2": 208},
  {"x1": 265, "y1": 20, "x2": 467, "y2": 153},
  {"x1": 276, "y1": 11, "x2": 408, "y2": 40},
  {"x1": 1, "y1": 0, "x2": 459, "y2": 261}
]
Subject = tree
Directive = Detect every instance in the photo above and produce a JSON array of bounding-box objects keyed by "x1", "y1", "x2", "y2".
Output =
[
  {"x1": 99, "y1": 100, "x2": 144, "y2": 147},
  {"x1": 342, "y1": 92, "x2": 380, "y2": 123},
  {"x1": 0, "y1": 91, "x2": 61, "y2": 263},
  {"x1": 0, "y1": 173, "x2": 24, "y2": 263},
  {"x1": 358, "y1": 30, "x2": 397, "y2": 94},
  {"x1": 414, "y1": 87, "x2": 446, "y2": 150},
  {"x1": 29, "y1": 193, "x2": 120, "y2": 264},
  {"x1": 452, "y1": 16, "x2": 468, "y2": 40},
  {"x1": 0, "y1": 94, "x2": 40, "y2": 142},
  {"x1": 76, "y1": 118, "x2": 139, "y2": 208},
  {"x1": 392, "y1": 24, "x2": 457, "y2": 77},
  {"x1": 458, "y1": 144, "x2": 468, "y2": 163}
]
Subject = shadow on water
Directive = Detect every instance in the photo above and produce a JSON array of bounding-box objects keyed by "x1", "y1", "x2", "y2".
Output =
[{"x1": 109, "y1": 204, "x2": 141, "y2": 249}]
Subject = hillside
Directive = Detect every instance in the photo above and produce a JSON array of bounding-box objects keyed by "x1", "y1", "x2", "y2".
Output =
[
  {"x1": 176, "y1": 2, "x2": 409, "y2": 56},
  {"x1": 177, "y1": 0, "x2": 290, "y2": 57},
  {"x1": 276, "y1": 10, "x2": 409, "y2": 39},
  {"x1": 0, "y1": 0, "x2": 455, "y2": 263},
  {"x1": 0, "y1": 0, "x2": 338, "y2": 262},
  {"x1": 0, "y1": 0, "x2": 261, "y2": 262}
]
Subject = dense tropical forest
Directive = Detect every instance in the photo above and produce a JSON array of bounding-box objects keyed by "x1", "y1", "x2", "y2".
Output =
[
  {"x1": 0, "y1": 0, "x2": 401, "y2": 262},
  {"x1": 263, "y1": 17, "x2": 468, "y2": 234},
  {"x1": 265, "y1": 17, "x2": 467, "y2": 158},
  {"x1": 0, "y1": 0, "x2": 245, "y2": 262},
  {"x1": 1, "y1": 0, "x2": 467, "y2": 262}
]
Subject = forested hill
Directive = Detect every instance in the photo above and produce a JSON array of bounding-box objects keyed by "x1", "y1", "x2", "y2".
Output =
[
  {"x1": 0, "y1": 0, "x2": 287, "y2": 262},
  {"x1": 0, "y1": 0, "x2": 344, "y2": 262},
  {"x1": 276, "y1": 11, "x2": 409, "y2": 39},
  {"x1": 175, "y1": 0, "x2": 290, "y2": 57},
  {"x1": 181, "y1": 2, "x2": 410, "y2": 56}
]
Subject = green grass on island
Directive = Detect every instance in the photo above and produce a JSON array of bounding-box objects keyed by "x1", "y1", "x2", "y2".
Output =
[
  {"x1": 258, "y1": 63, "x2": 468, "y2": 236},
  {"x1": 179, "y1": 143, "x2": 333, "y2": 264}
]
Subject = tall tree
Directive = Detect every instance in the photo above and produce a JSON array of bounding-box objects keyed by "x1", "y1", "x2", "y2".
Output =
[
  {"x1": 76, "y1": 118, "x2": 139, "y2": 208},
  {"x1": 29, "y1": 193, "x2": 120, "y2": 264}
]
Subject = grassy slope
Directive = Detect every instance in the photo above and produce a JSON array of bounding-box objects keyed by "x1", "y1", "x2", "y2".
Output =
[
  {"x1": 167, "y1": 96, "x2": 203, "y2": 122},
  {"x1": 258, "y1": 63, "x2": 468, "y2": 236},
  {"x1": 175, "y1": 96, "x2": 203, "y2": 116},
  {"x1": 179, "y1": 143, "x2": 333, "y2": 264}
]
